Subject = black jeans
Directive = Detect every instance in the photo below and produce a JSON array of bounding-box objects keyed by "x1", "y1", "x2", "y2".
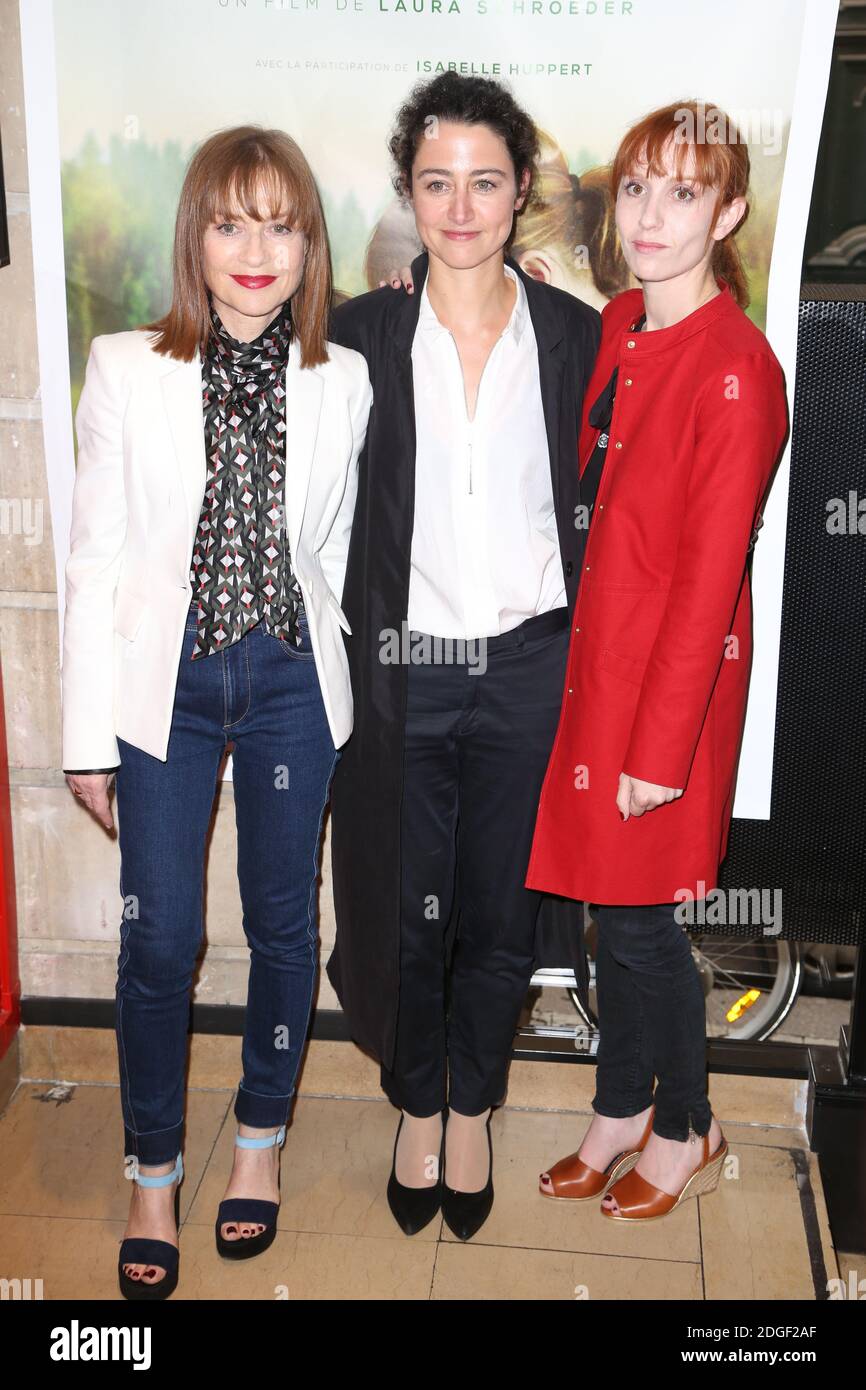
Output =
[
  {"x1": 380, "y1": 610, "x2": 569, "y2": 1118},
  {"x1": 591, "y1": 902, "x2": 713, "y2": 1142}
]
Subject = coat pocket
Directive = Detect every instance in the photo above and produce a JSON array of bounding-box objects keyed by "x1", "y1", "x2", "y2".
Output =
[
  {"x1": 598, "y1": 646, "x2": 646, "y2": 686},
  {"x1": 113, "y1": 582, "x2": 146, "y2": 641}
]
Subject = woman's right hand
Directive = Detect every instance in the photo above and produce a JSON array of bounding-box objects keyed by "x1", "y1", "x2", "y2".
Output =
[
  {"x1": 66, "y1": 772, "x2": 115, "y2": 831},
  {"x1": 378, "y1": 265, "x2": 415, "y2": 294}
]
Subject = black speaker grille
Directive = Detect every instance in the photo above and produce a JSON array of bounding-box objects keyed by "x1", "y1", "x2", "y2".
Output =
[{"x1": 718, "y1": 297, "x2": 866, "y2": 944}]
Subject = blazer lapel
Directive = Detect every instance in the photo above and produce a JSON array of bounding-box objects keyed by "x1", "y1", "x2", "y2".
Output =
[
  {"x1": 283, "y1": 335, "x2": 323, "y2": 556},
  {"x1": 384, "y1": 253, "x2": 427, "y2": 564},
  {"x1": 507, "y1": 254, "x2": 567, "y2": 513},
  {"x1": 159, "y1": 352, "x2": 207, "y2": 538},
  {"x1": 159, "y1": 334, "x2": 323, "y2": 556}
]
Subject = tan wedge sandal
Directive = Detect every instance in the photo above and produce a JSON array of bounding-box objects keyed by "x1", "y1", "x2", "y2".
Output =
[
  {"x1": 601, "y1": 1130, "x2": 728, "y2": 1222},
  {"x1": 539, "y1": 1107, "x2": 655, "y2": 1202}
]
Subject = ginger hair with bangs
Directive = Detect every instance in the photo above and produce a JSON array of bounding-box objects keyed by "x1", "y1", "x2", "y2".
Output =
[
  {"x1": 142, "y1": 125, "x2": 332, "y2": 367},
  {"x1": 609, "y1": 100, "x2": 751, "y2": 308}
]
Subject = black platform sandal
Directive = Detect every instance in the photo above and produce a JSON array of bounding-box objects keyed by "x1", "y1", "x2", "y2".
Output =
[
  {"x1": 215, "y1": 1124, "x2": 285, "y2": 1260},
  {"x1": 118, "y1": 1153, "x2": 183, "y2": 1301}
]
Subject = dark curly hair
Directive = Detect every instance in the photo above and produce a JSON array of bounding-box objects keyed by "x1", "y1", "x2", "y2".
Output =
[{"x1": 388, "y1": 72, "x2": 540, "y2": 238}]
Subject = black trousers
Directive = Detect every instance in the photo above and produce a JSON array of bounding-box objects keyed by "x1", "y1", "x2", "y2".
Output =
[
  {"x1": 591, "y1": 902, "x2": 714, "y2": 1141},
  {"x1": 379, "y1": 609, "x2": 569, "y2": 1117}
]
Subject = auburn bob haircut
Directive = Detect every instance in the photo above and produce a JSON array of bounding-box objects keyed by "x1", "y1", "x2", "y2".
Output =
[
  {"x1": 143, "y1": 125, "x2": 332, "y2": 367},
  {"x1": 609, "y1": 100, "x2": 752, "y2": 308}
]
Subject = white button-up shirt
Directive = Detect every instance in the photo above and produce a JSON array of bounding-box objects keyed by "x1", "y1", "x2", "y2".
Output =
[{"x1": 407, "y1": 264, "x2": 566, "y2": 640}]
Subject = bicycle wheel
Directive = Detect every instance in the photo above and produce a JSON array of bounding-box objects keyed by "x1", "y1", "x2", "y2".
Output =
[
  {"x1": 568, "y1": 921, "x2": 801, "y2": 1041},
  {"x1": 694, "y1": 935, "x2": 802, "y2": 1040}
]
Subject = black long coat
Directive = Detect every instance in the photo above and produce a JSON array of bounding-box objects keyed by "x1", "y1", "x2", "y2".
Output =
[{"x1": 326, "y1": 250, "x2": 601, "y2": 1067}]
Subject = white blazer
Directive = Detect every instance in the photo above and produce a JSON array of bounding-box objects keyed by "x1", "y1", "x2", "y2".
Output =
[{"x1": 61, "y1": 327, "x2": 372, "y2": 768}]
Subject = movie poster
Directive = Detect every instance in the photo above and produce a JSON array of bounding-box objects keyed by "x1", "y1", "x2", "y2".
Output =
[{"x1": 20, "y1": 0, "x2": 838, "y2": 814}]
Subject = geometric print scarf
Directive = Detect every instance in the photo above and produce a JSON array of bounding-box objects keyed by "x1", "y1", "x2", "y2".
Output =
[{"x1": 188, "y1": 295, "x2": 303, "y2": 660}]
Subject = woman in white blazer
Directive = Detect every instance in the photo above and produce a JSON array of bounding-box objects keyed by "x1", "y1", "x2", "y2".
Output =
[{"x1": 61, "y1": 126, "x2": 372, "y2": 1300}]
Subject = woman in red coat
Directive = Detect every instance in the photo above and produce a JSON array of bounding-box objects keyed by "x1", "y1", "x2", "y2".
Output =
[{"x1": 526, "y1": 100, "x2": 789, "y2": 1221}]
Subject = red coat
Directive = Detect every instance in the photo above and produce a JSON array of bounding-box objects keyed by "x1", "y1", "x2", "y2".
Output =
[{"x1": 525, "y1": 280, "x2": 789, "y2": 905}]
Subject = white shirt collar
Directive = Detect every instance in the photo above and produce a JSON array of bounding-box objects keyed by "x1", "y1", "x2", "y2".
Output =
[{"x1": 417, "y1": 262, "x2": 528, "y2": 346}]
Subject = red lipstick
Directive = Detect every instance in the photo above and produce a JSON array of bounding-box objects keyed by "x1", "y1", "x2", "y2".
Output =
[{"x1": 230, "y1": 275, "x2": 277, "y2": 288}]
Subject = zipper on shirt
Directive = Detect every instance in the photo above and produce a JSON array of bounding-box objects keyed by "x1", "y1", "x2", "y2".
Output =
[{"x1": 448, "y1": 324, "x2": 506, "y2": 496}]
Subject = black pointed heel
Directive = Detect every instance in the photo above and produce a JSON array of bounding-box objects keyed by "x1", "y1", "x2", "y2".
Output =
[
  {"x1": 441, "y1": 1113, "x2": 494, "y2": 1242},
  {"x1": 386, "y1": 1108, "x2": 446, "y2": 1236}
]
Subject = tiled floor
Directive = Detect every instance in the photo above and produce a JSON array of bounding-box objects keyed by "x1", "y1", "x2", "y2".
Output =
[{"x1": 0, "y1": 1033, "x2": 852, "y2": 1301}]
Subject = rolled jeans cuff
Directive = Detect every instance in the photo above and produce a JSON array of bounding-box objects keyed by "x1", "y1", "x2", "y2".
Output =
[
  {"x1": 123, "y1": 1119, "x2": 184, "y2": 1168},
  {"x1": 234, "y1": 1081, "x2": 295, "y2": 1130}
]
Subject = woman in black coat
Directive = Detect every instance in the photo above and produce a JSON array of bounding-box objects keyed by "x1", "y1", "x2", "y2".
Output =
[{"x1": 327, "y1": 73, "x2": 600, "y2": 1240}]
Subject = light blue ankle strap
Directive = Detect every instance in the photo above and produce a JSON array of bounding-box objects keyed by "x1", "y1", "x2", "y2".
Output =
[
  {"x1": 132, "y1": 1152, "x2": 183, "y2": 1187},
  {"x1": 235, "y1": 1125, "x2": 286, "y2": 1150}
]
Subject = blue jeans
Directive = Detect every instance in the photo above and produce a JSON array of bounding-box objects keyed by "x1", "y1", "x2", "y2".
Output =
[
  {"x1": 114, "y1": 599, "x2": 338, "y2": 1165},
  {"x1": 591, "y1": 902, "x2": 713, "y2": 1142}
]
